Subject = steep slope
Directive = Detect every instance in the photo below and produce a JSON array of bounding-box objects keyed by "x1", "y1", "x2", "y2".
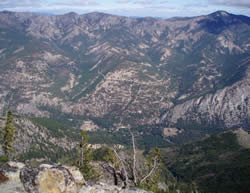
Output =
[
  {"x1": 0, "y1": 116, "x2": 79, "y2": 161},
  {"x1": 163, "y1": 129, "x2": 250, "y2": 193},
  {"x1": 162, "y1": 69, "x2": 250, "y2": 131},
  {"x1": 0, "y1": 11, "x2": 249, "y2": 143}
]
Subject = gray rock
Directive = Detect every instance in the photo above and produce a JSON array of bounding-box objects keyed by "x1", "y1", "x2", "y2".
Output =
[
  {"x1": 0, "y1": 162, "x2": 26, "y2": 193},
  {"x1": 163, "y1": 80, "x2": 250, "y2": 129},
  {"x1": 20, "y1": 164, "x2": 78, "y2": 193},
  {"x1": 0, "y1": 161, "x2": 25, "y2": 181},
  {"x1": 19, "y1": 164, "x2": 152, "y2": 193},
  {"x1": 78, "y1": 182, "x2": 153, "y2": 193},
  {"x1": 64, "y1": 165, "x2": 86, "y2": 187},
  {"x1": 0, "y1": 179, "x2": 27, "y2": 193}
]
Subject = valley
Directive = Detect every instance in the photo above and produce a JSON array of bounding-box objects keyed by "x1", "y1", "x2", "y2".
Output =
[{"x1": 0, "y1": 11, "x2": 249, "y2": 144}]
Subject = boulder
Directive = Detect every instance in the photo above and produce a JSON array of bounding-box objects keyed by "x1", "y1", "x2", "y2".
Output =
[
  {"x1": 64, "y1": 165, "x2": 86, "y2": 187},
  {"x1": 20, "y1": 164, "x2": 78, "y2": 193},
  {"x1": 18, "y1": 163, "x2": 153, "y2": 193}
]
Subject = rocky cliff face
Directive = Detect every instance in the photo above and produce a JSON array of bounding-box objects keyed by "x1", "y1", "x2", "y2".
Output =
[
  {"x1": 162, "y1": 72, "x2": 250, "y2": 129},
  {"x1": 0, "y1": 11, "x2": 249, "y2": 142}
]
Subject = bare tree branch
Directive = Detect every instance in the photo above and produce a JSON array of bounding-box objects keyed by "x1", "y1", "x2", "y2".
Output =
[
  {"x1": 113, "y1": 148, "x2": 129, "y2": 188},
  {"x1": 129, "y1": 129, "x2": 137, "y2": 185},
  {"x1": 140, "y1": 157, "x2": 158, "y2": 184}
]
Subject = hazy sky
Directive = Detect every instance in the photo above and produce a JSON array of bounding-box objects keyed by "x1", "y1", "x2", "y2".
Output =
[{"x1": 0, "y1": 0, "x2": 249, "y2": 17}]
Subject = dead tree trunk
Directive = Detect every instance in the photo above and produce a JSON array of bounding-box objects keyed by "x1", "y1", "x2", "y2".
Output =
[{"x1": 129, "y1": 129, "x2": 137, "y2": 185}]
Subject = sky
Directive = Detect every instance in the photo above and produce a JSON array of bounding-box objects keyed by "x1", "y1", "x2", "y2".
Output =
[{"x1": 0, "y1": 0, "x2": 249, "y2": 18}]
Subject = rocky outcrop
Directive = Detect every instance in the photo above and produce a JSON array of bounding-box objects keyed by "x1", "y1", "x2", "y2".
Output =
[
  {"x1": 18, "y1": 163, "x2": 153, "y2": 193},
  {"x1": 0, "y1": 162, "x2": 85, "y2": 193},
  {"x1": 78, "y1": 183, "x2": 153, "y2": 193},
  {"x1": 163, "y1": 78, "x2": 250, "y2": 129},
  {"x1": 20, "y1": 164, "x2": 82, "y2": 193},
  {"x1": 233, "y1": 128, "x2": 250, "y2": 148},
  {"x1": 64, "y1": 166, "x2": 86, "y2": 187},
  {"x1": 0, "y1": 161, "x2": 26, "y2": 193},
  {"x1": 0, "y1": 161, "x2": 25, "y2": 180}
]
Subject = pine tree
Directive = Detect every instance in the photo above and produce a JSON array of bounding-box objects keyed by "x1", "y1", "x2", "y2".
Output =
[
  {"x1": 77, "y1": 130, "x2": 98, "y2": 181},
  {"x1": 1, "y1": 110, "x2": 16, "y2": 162},
  {"x1": 103, "y1": 147, "x2": 120, "y2": 185},
  {"x1": 104, "y1": 147, "x2": 119, "y2": 169}
]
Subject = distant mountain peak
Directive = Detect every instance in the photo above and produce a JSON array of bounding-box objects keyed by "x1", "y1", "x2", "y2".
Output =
[
  {"x1": 1, "y1": 10, "x2": 14, "y2": 14},
  {"x1": 210, "y1": 10, "x2": 230, "y2": 17},
  {"x1": 65, "y1": 12, "x2": 78, "y2": 16}
]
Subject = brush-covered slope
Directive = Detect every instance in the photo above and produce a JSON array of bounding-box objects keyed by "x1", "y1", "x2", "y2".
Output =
[
  {"x1": 0, "y1": 11, "x2": 249, "y2": 143},
  {"x1": 0, "y1": 115, "x2": 79, "y2": 162},
  {"x1": 163, "y1": 129, "x2": 250, "y2": 193}
]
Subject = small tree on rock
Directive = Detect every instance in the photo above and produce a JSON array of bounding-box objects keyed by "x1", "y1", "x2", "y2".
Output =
[
  {"x1": 103, "y1": 130, "x2": 162, "y2": 190},
  {"x1": 76, "y1": 130, "x2": 98, "y2": 181}
]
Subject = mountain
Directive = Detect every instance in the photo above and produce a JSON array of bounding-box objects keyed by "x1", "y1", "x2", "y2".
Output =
[
  {"x1": 0, "y1": 115, "x2": 79, "y2": 162},
  {"x1": 0, "y1": 11, "x2": 249, "y2": 145}
]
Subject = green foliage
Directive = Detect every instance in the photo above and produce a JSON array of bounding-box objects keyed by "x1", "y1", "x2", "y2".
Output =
[
  {"x1": 29, "y1": 117, "x2": 79, "y2": 139},
  {"x1": 164, "y1": 131, "x2": 250, "y2": 193},
  {"x1": 76, "y1": 131, "x2": 99, "y2": 181},
  {"x1": 88, "y1": 129, "x2": 131, "y2": 145},
  {"x1": 18, "y1": 142, "x2": 76, "y2": 164},
  {"x1": 93, "y1": 147, "x2": 111, "y2": 161},
  {"x1": 138, "y1": 147, "x2": 163, "y2": 192},
  {"x1": 0, "y1": 155, "x2": 9, "y2": 163},
  {"x1": 88, "y1": 126, "x2": 170, "y2": 150},
  {"x1": 0, "y1": 110, "x2": 16, "y2": 161},
  {"x1": 103, "y1": 147, "x2": 119, "y2": 169}
]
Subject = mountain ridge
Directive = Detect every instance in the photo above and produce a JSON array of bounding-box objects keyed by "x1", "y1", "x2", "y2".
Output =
[
  {"x1": 0, "y1": 10, "x2": 249, "y2": 144},
  {"x1": 163, "y1": 128, "x2": 250, "y2": 193}
]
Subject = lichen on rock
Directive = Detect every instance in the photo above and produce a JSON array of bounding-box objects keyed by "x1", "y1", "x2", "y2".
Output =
[{"x1": 20, "y1": 164, "x2": 78, "y2": 193}]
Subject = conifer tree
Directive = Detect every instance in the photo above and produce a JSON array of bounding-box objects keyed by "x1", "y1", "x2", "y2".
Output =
[
  {"x1": 77, "y1": 130, "x2": 97, "y2": 181},
  {"x1": 1, "y1": 110, "x2": 16, "y2": 161}
]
